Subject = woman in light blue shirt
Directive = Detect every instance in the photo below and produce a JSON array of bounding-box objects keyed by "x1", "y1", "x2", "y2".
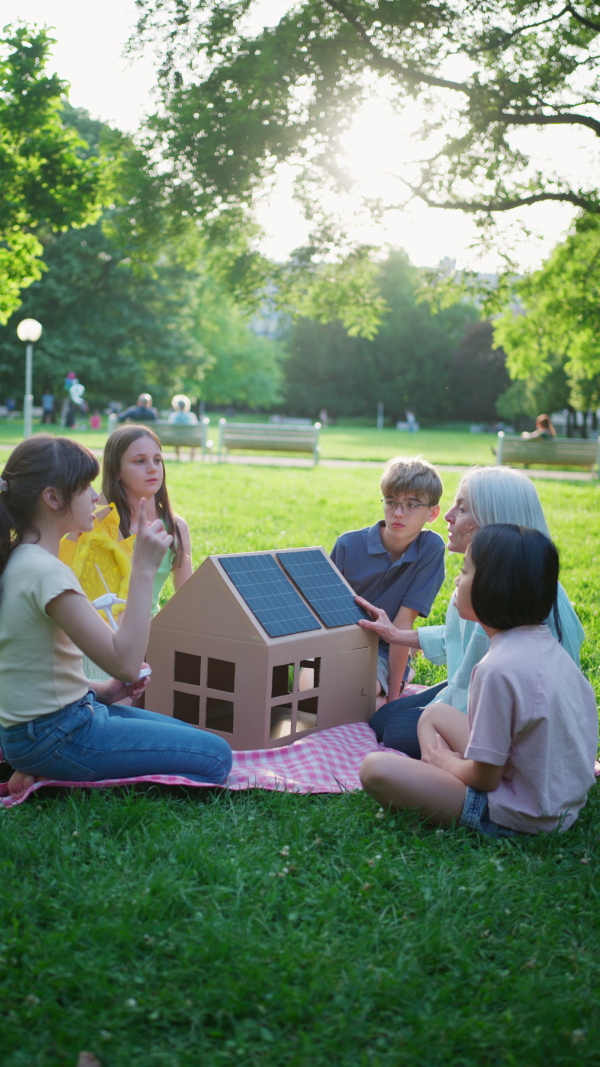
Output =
[{"x1": 360, "y1": 465, "x2": 585, "y2": 757}]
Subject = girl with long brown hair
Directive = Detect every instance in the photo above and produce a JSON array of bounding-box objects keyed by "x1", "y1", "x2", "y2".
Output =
[{"x1": 102, "y1": 425, "x2": 192, "y2": 613}]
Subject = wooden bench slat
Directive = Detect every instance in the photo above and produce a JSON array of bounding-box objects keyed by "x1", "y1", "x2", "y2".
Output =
[
  {"x1": 153, "y1": 422, "x2": 209, "y2": 446},
  {"x1": 218, "y1": 420, "x2": 320, "y2": 465},
  {"x1": 496, "y1": 432, "x2": 600, "y2": 475}
]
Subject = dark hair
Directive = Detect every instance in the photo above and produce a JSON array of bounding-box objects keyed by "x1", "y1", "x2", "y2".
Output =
[
  {"x1": 101, "y1": 425, "x2": 183, "y2": 567},
  {"x1": 469, "y1": 524, "x2": 561, "y2": 635},
  {"x1": 0, "y1": 435, "x2": 99, "y2": 575}
]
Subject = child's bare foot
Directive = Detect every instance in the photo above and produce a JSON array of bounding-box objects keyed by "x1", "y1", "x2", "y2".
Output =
[{"x1": 7, "y1": 771, "x2": 38, "y2": 798}]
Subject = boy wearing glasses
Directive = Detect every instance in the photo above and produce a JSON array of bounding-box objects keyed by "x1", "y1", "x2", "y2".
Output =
[{"x1": 331, "y1": 456, "x2": 444, "y2": 709}]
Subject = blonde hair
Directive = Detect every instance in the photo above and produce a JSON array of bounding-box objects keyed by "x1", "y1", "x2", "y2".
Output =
[{"x1": 380, "y1": 456, "x2": 443, "y2": 504}]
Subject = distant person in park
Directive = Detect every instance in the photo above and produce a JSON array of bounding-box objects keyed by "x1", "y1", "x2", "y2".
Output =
[
  {"x1": 89, "y1": 411, "x2": 102, "y2": 430},
  {"x1": 359, "y1": 465, "x2": 585, "y2": 757},
  {"x1": 521, "y1": 413, "x2": 556, "y2": 440},
  {"x1": 305, "y1": 457, "x2": 445, "y2": 707},
  {"x1": 41, "y1": 385, "x2": 55, "y2": 424},
  {"x1": 102, "y1": 425, "x2": 192, "y2": 614},
  {"x1": 405, "y1": 409, "x2": 417, "y2": 433},
  {"x1": 359, "y1": 524, "x2": 598, "y2": 836},
  {"x1": 0, "y1": 435, "x2": 231, "y2": 800},
  {"x1": 117, "y1": 393, "x2": 158, "y2": 423},
  {"x1": 168, "y1": 394, "x2": 198, "y2": 461}
]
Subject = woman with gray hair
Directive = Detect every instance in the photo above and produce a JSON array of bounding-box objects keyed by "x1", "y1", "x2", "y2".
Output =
[{"x1": 359, "y1": 465, "x2": 585, "y2": 758}]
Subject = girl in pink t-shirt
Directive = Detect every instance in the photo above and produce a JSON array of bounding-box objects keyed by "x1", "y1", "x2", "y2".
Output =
[{"x1": 360, "y1": 524, "x2": 598, "y2": 836}]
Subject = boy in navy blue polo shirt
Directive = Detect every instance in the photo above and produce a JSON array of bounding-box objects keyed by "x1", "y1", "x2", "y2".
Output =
[{"x1": 332, "y1": 456, "x2": 445, "y2": 709}]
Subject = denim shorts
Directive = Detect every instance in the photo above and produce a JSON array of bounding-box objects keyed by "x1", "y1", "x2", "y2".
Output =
[{"x1": 460, "y1": 786, "x2": 523, "y2": 839}]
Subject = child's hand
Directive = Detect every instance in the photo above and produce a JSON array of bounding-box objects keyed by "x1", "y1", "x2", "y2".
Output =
[
  {"x1": 422, "y1": 732, "x2": 462, "y2": 770},
  {"x1": 93, "y1": 664, "x2": 152, "y2": 705},
  {"x1": 134, "y1": 497, "x2": 173, "y2": 572}
]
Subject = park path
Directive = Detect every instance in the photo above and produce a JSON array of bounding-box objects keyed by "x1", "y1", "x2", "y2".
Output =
[{"x1": 94, "y1": 447, "x2": 593, "y2": 481}]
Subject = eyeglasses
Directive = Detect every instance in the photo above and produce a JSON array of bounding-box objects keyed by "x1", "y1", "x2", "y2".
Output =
[{"x1": 381, "y1": 498, "x2": 432, "y2": 514}]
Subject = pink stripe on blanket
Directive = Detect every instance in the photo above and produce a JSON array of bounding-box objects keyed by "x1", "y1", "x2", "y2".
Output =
[{"x1": 0, "y1": 721, "x2": 403, "y2": 807}]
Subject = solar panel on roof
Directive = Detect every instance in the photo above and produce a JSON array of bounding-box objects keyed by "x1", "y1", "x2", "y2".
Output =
[
  {"x1": 219, "y1": 554, "x2": 321, "y2": 638},
  {"x1": 276, "y1": 549, "x2": 369, "y2": 628}
]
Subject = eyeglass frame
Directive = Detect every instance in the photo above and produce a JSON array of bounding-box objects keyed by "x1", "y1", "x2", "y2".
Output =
[{"x1": 380, "y1": 497, "x2": 435, "y2": 514}]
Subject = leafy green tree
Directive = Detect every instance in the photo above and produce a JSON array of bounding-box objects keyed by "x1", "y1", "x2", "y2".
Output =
[
  {"x1": 447, "y1": 321, "x2": 511, "y2": 423},
  {"x1": 0, "y1": 221, "x2": 210, "y2": 407},
  {"x1": 131, "y1": 0, "x2": 600, "y2": 250},
  {"x1": 0, "y1": 105, "x2": 284, "y2": 411},
  {"x1": 283, "y1": 251, "x2": 477, "y2": 420},
  {"x1": 493, "y1": 214, "x2": 600, "y2": 419},
  {"x1": 0, "y1": 27, "x2": 103, "y2": 323}
]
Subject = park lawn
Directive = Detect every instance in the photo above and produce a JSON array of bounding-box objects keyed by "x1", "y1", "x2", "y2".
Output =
[
  {"x1": 1, "y1": 463, "x2": 600, "y2": 1066},
  {"x1": 0, "y1": 417, "x2": 525, "y2": 466},
  {"x1": 318, "y1": 424, "x2": 497, "y2": 464},
  {"x1": 1, "y1": 416, "x2": 596, "y2": 469}
]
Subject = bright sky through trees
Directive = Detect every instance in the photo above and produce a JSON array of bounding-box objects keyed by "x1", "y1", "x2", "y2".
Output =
[{"x1": 14, "y1": 0, "x2": 591, "y2": 272}]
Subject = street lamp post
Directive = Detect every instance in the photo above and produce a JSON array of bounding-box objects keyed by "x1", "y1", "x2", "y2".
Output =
[{"x1": 16, "y1": 318, "x2": 42, "y2": 439}]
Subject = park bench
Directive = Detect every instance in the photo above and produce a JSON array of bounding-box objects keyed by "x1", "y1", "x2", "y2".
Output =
[
  {"x1": 152, "y1": 418, "x2": 211, "y2": 457},
  {"x1": 217, "y1": 419, "x2": 321, "y2": 465},
  {"x1": 495, "y1": 432, "x2": 600, "y2": 475},
  {"x1": 108, "y1": 414, "x2": 212, "y2": 458}
]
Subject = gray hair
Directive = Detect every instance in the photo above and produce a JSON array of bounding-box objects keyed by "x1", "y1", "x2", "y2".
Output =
[{"x1": 458, "y1": 466, "x2": 550, "y2": 537}]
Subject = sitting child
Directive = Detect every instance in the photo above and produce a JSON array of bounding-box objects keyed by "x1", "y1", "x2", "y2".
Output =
[
  {"x1": 360, "y1": 524, "x2": 598, "y2": 836},
  {"x1": 329, "y1": 456, "x2": 445, "y2": 707},
  {"x1": 0, "y1": 435, "x2": 231, "y2": 798}
]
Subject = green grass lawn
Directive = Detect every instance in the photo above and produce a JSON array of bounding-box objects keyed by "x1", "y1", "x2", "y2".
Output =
[
  {"x1": 0, "y1": 416, "x2": 521, "y2": 466},
  {"x1": 1, "y1": 462, "x2": 600, "y2": 1065},
  {"x1": 1, "y1": 415, "x2": 596, "y2": 469}
]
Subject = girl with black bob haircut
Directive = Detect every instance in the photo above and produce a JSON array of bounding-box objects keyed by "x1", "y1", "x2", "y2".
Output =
[
  {"x1": 360, "y1": 524, "x2": 597, "y2": 837},
  {"x1": 470, "y1": 524, "x2": 561, "y2": 637},
  {"x1": 0, "y1": 435, "x2": 231, "y2": 801}
]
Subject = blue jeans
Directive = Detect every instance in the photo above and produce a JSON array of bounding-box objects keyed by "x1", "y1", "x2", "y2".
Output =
[
  {"x1": 369, "y1": 681, "x2": 448, "y2": 758},
  {"x1": 0, "y1": 692, "x2": 232, "y2": 784},
  {"x1": 460, "y1": 786, "x2": 523, "y2": 839}
]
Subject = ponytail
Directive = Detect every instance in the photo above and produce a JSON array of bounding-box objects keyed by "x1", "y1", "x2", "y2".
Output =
[{"x1": 0, "y1": 436, "x2": 99, "y2": 576}]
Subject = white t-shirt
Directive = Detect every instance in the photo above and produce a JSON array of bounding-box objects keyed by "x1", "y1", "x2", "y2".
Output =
[
  {"x1": 0, "y1": 544, "x2": 89, "y2": 727},
  {"x1": 465, "y1": 626, "x2": 598, "y2": 834}
]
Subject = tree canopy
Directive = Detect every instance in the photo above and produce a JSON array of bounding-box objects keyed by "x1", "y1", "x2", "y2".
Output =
[
  {"x1": 283, "y1": 250, "x2": 487, "y2": 421},
  {"x1": 131, "y1": 0, "x2": 600, "y2": 256},
  {"x1": 0, "y1": 103, "x2": 284, "y2": 411},
  {"x1": 493, "y1": 213, "x2": 600, "y2": 414},
  {"x1": 0, "y1": 26, "x2": 104, "y2": 323}
]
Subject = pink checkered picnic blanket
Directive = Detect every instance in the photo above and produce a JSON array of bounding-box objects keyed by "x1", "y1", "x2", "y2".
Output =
[
  {"x1": 0, "y1": 720, "x2": 403, "y2": 808},
  {"x1": 4, "y1": 683, "x2": 596, "y2": 807}
]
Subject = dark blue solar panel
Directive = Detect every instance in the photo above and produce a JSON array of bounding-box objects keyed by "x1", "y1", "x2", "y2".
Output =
[
  {"x1": 219, "y1": 554, "x2": 321, "y2": 638},
  {"x1": 276, "y1": 549, "x2": 369, "y2": 628}
]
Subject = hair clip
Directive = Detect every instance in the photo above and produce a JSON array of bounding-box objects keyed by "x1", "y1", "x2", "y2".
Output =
[{"x1": 0, "y1": 478, "x2": 8, "y2": 492}]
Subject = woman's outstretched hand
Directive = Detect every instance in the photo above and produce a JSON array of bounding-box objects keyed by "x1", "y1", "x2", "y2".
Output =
[
  {"x1": 133, "y1": 497, "x2": 173, "y2": 572},
  {"x1": 356, "y1": 597, "x2": 401, "y2": 642}
]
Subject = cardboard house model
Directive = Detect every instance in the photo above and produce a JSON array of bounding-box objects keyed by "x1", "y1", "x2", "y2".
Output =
[{"x1": 144, "y1": 547, "x2": 378, "y2": 750}]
